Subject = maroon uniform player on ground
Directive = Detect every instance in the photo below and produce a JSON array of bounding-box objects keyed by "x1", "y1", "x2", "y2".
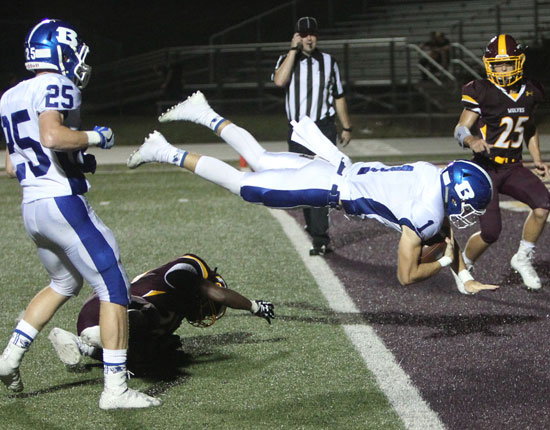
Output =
[
  {"x1": 48, "y1": 254, "x2": 274, "y2": 372},
  {"x1": 453, "y1": 34, "x2": 550, "y2": 290}
]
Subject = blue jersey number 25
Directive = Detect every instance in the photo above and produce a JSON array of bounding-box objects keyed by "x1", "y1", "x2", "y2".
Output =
[{"x1": 1, "y1": 109, "x2": 51, "y2": 179}]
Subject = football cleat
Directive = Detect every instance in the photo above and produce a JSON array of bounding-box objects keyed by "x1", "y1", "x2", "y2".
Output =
[
  {"x1": 48, "y1": 327, "x2": 82, "y2": 366},
  {"x1": 99, "y1": 388, "x2": 162, "y2": 410},
  {"x1": 158, "y1": 91, "x2": 218, "y2": 127},
  {"x1": 0, "y1": 345, "x2": 24, "y2": 392},
  {"x1": 511, "y1": 250, "x2": 541, "y2": 290},
  {"x1": 127, "y1": 131, "x2": 175, "y2": 169}
]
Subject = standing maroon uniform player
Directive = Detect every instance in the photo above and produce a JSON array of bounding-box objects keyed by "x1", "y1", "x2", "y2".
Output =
[{"x1": 453, "y1": 34, "x2": 550, "y2": 290}]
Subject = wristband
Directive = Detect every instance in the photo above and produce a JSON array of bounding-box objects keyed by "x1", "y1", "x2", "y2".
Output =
[
  {"x1": 250, "y1": 301, "x2": 259, "y2": 314},
  {"x1": 458, "y1": 269, "x2": 474, "y2": 283},
  {"x1": 84, "y1": 130, "x2": 101, "y2": 145},
  {"x1": 290, "y1": 47, "x2": 299, "y2": 51},
  {"x1": 342, "y1": 127, "x2": 353, "y2": 132},
  {"x1": 454, "y1": 125, "x2": 472, "y2": 148},
  {"x1": 437, "y1": 256, "x2": 452, "y2": 267}
]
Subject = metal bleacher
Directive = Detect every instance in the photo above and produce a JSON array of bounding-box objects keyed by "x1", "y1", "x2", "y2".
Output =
[{"x1": 84, "y1": 0, "x2": 550, "y2": 116}]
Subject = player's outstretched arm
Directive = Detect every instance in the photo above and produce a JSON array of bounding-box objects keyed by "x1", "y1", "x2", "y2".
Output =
[{"x1": 199, "y1": 280, "x2": 274, "y2": 324}]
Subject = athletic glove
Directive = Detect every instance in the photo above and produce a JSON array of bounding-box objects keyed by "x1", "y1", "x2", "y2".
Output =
[
  {"x1": 76, "y1": 152, "x2": 96, "y2": 174},
  {"x1": 86, "y1": 126, "x2": 114, "y2": 149},
  {"x1": 250, "y1": 300, "x2": 275, "y2": 324}
]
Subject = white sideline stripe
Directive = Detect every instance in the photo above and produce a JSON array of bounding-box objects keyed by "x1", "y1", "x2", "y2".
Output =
[{"x1": 268, "y1": 209, "x2": 444, "y2": 430}]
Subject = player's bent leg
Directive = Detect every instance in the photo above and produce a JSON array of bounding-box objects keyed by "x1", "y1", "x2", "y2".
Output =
[
  {"x1": 522, "y1": 208, "x2": 549, "y2": 243},
  {"x1": 463, "y1": 232, "x2": 491, "y2": 269},
  {"x1": 21, "y1": 286, "x2": 71, "y2": 332},
  {"x1": 99, "y1": 301, "x2": 128, "y2": 350}
]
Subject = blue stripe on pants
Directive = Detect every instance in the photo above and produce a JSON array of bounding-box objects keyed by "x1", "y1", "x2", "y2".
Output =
[
  {"x1": 54, "y1": 195, "x2": 129, "y2": 305},
  {"x1": 241, "y1": 186, "x2": 330, "y2": 208}
]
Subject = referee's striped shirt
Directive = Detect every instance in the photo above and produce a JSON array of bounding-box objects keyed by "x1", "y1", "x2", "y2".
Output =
[{"x1": 273, "y1": 49, "x2": 345, "y2": 123}]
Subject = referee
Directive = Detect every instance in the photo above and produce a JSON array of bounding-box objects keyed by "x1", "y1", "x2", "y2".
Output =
[{"x1": 272, "y1": 16, "x2": 353, "y2": 256}]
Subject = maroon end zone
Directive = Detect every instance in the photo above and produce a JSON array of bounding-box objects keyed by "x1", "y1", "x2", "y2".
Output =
[{"x1": 290, "y1": 198, "x2": 550, "y2": 429}]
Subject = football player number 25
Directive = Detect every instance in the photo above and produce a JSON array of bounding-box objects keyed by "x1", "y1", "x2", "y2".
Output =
[
  {"x1": 2, "y1": 110, "x2": 51, "y2": 178},
  {"x1": 493, "y1": 116, "x2": 529, "y2": 149},
  {"x1": 0, "y1": 84, "x2": 74, "y2": 178}
]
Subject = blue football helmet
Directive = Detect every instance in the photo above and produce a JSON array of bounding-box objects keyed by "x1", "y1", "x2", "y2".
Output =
[
  {"x1": 24, "y1": 19, "x2": 91, "y2": 89},
  {"x1": 440, "y1": 160, "x2": 493, "y2": 229}
]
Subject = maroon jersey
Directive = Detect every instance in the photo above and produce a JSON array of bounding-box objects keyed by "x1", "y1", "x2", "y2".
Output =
[
  {"x1": 76, "y1": 254, "x2": 221, "y2": 336},
  {"x1": 461, "y1": 79, "x2": 545, "y2": 164}
]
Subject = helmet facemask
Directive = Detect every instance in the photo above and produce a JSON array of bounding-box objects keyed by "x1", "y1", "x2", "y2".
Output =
[
  {"x1": 71, "y1": 43, "x2": 92, "y2": 89},
  {"x1": 448, "y1": 201, "x2": 486, "y2": 229},
  {"x1": 483, "y1": 34, "x2": 525, "y2": 87},
  {"x1": 483, "y1": 55, "x2": 525, "y2": 87}
]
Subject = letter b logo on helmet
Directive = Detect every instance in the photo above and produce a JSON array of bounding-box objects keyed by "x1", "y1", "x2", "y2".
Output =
[{"x1": 55, "y1": 27, "x2": 79, "y2": 50}]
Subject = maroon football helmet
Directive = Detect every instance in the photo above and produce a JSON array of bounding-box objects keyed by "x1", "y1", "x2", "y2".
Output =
[
  {"x1": 483, "y1": 34, "x2": 525, "y2": 87},
  {"x1": 184, "y1": 254, "x2": 228, "y2": 328}
]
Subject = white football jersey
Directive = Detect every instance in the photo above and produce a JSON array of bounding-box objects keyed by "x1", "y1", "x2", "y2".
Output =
[
  {"x1": 340, "y1": 161, "x2": 445, "y2": 240},
  {"x1": 0, "y1": 73, "x2": 89, "y2": 203}
]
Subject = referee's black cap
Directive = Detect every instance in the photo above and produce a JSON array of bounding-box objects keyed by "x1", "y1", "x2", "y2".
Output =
[{"x1": 295, "y1": 16, "x2": 318, "y2": 36}]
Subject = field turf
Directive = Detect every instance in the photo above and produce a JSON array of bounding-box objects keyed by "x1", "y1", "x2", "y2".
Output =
[{"x1": 0, "y1": 165, "x2": 403, "y2": 429}]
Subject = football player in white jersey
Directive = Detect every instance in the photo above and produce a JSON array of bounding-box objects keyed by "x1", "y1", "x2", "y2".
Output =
[
  {"x1": 128, "y1": 91, "x2": 499, "y2": 295},
  {"x1": 0, "y1": 19, "x2": 160, "y2": 409}
]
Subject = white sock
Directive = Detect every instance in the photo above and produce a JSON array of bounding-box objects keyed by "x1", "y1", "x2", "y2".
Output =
[
  {"x1": 194, "y1": 104, "x2": 225, "y2": 131},
  {"x1": 518, "y1": 240, "x2": 535, "y2": 255},
  {"x1": 194, "y1": 156, "x2": 244, "y2": 195},
  {"x1": 167, "y1": 148, "x2": 188, "y2": 166},
  {"x1": 219, "y1": 124, "x2": 265, "y2": 170},
  {"x1": 209, "y1": 117, "x2": 227, "y2": 132},
  {"x1": 103, "y1": 348, "x2": 128, "y2": 394},
  {"x1": 462, "y1": 251, "x2": 474, "y2": 268},
  {"x1": 11, "y1": 320, "x2": 38, "y2": 349}
]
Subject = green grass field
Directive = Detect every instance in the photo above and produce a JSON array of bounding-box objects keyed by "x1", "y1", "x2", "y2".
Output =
[{"x1": 0, "y1": 165, "x2": 404, "y2": 429}]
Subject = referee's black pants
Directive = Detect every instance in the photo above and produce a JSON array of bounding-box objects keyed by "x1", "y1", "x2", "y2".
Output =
[{"x1": 287, "y1": 117, "x2": 337, "y2": 249}]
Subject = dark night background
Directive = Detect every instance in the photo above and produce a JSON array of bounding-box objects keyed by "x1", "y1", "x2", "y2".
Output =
[{"x1": 0, "y1": 0, "x2": 354, "y2": 85}]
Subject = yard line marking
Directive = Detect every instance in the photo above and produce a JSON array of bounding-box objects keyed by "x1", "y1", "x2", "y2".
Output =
[{"x1": 269, "y1": 208, "x2": 445, "y2": 430}]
